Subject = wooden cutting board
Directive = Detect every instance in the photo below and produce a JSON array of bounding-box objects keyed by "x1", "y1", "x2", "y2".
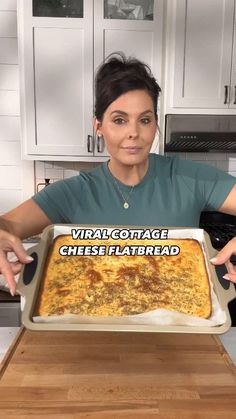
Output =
[{"x1": 0, "y1": 328, "x2": 235, "y2": 418}]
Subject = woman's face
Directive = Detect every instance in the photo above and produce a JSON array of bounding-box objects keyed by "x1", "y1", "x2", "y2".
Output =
[{"x1": 96, "y1": 90, "x2": 157, "y2": 167}]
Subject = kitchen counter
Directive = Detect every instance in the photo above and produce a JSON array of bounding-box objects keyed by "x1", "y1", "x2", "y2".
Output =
[{"x1": 0, "y1": 328, "x2": 235, "y2": 418}]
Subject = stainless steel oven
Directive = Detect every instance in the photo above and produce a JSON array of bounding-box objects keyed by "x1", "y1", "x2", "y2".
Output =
[{"x1": 0, "y1": 293, "x2": 21, "y2": 327}]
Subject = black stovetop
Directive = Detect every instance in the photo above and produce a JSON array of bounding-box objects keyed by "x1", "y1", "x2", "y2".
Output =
[{"x1": 199, "y1": 211, "x2": 236, "y2": 252}]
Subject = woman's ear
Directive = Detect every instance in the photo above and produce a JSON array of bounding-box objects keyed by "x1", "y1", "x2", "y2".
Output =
[{"x1": 93, "y1": 117, "x2": 102, "y2": 136}]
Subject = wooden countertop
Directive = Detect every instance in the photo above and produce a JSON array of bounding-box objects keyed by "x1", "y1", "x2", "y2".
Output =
[{"x1": 0, "y1": 328, "x2": 236, "y2": 418}]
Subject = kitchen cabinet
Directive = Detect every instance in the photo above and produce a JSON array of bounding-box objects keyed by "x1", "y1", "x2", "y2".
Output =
[
  {"x1": 168, "y1": 0, "x2": 236, "y2": 110},
  {"x1": 18, "y1": 0, "x2": 163, "y2": 161}
]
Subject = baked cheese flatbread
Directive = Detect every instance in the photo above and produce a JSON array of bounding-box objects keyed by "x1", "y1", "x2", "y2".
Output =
[{"x1": 35, "y1": 236, "x2": 211, "y2": 318}]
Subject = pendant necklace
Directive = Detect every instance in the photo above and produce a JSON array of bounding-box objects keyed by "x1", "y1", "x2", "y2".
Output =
[{"x1": 113, "y1": 178, "x2": 134, "y2": 209}]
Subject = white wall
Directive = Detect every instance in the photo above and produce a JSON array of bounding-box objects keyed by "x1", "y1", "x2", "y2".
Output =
[{"x1": 0, "y1": 0, "x2": 34, "y2": 215}]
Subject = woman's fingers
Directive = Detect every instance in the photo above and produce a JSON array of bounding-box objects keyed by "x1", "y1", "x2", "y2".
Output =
[
  {"x1": 2, "y1": 235, "x2": 33, "y2": 264},
  {"x1": 0, "y1": 231, "x2": 33, "y2": 295},
  {"x1": 210, "y1": 238, "x2": 236, "y2": 266},
  {"x1": 223, "y1": 272, "x2": 236, "y2": 283},
  {"x1": 210, "y1": 238, "x2": 236, "y2": 284},
  {"x1": 10, "y1": 261, "x2": 23, "y2": 275}
]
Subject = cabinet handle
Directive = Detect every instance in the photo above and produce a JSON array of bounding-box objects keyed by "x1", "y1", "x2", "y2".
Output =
[
  {"x1": 224, "y1": 85, "x2": 229, "y2": 104},
  {"x1": 87, "y1": 135, "x2": 94, "y2": 153},
  {"x1": 234, "y1": 86, "x2": 236, "y2": 105},
  {"x1": 97, "y1": 135, "x2": 104, "y2": 153}
]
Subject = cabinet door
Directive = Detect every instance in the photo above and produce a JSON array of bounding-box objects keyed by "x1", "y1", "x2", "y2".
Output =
[
  {"x1": 172, "y1": 0, "x2": 234, "y2": 109},
  {"x1": 18, "y1": 0, "x2": 93, "y2": 159},
  {"x1": 230, "y1": 5, "x2": 236, "y2": 108},
  {"x1": 93, "y1": 0, "x2": 163, "y2": 156}
]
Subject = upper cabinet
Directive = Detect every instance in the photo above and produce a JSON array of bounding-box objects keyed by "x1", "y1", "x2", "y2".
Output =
[
  {"x1": 167, "y1": 0, "x2": 236, "y2": 111},
  {"x1": 18, "y1": 0, "x2": 163, "y2": 161}
]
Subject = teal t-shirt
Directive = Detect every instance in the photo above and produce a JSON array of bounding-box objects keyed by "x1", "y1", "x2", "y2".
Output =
[{"x1": 32, "y1": 154, "x2": 236, "y2": 227}]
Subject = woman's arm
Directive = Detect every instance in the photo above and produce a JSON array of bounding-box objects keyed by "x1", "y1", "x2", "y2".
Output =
[
  {"x1": 0, "y1": 198, "x2": 51, "y2": 294},
  {"x1": 0, "y1": 198, "x2": 51, "y2": 239},
  {"x1": 218, "y1": 184, "x2": 236, "y2": 216},
  {"x1": 211, "y1": 184, "x2": 236, "y2": 282}
]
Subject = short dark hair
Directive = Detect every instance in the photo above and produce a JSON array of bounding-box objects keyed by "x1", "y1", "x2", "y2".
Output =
[{"x1": 94, "y1": 53, "x2": 161, "y2": 122}]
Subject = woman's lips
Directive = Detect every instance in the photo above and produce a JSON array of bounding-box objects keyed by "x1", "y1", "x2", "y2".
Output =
[{"x1": 122, "y1": 147, "x2": 142, "y2": 154}]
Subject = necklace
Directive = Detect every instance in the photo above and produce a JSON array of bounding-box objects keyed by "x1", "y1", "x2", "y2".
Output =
[{"x1": 113, "y1": 178, "x2": 134, "y2": 209}]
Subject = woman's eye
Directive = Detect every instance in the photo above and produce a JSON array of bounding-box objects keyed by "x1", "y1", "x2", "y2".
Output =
[
  {"x1": 140, "y1": 118, "x2": 151, "y2": 124},
  {"x1": 113, "y1": 118, "x2": 126, "y2": 125}
]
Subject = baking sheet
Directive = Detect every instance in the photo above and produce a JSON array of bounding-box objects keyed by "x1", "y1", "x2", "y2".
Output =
[{"x1": 32, "y1": 226, "x2": 226, "y2": 327}]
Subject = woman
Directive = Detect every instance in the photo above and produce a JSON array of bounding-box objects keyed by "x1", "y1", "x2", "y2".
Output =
[{"x1": 0, "y1": 54, "x2": 236, "y2": 294}]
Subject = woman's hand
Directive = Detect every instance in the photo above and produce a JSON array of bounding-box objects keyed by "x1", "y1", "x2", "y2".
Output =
[
  {"x1": 0, "y1": 230, "x2": 33, "y2": 295},
  {"x1": 0, "y1": 199, "x2": 52, "y2": 295},
  {"x1": 210, "y1": 237, "x2": 236, "y2": 283}
]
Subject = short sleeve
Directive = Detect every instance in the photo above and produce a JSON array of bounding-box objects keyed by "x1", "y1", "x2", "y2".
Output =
[
  {"x1": 174, "y1": 158, "x2": 236, "y2": 211},
  {"x1": 199, "y1": 165, "x2": 236, "y2": 210},
  {"x1": 32, "y1": 177, "x2": 79, "y2": 223}
]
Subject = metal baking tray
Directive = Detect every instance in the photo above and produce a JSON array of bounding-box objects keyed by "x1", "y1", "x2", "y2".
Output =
[{"x1": 17, "y1": 225, "x2": 236, "y2": 333}]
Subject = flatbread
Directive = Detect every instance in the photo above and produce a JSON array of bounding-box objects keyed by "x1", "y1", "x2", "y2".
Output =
[{"x1": 35, "y1": 236, "x2": 211, "y2": 318}]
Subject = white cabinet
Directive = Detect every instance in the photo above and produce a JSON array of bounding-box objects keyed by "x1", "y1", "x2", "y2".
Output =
[
  {"x1": 18, "y1": 0, "x2": 163, "y2": 161},
  {"x1": 168, "y1": 0, "x2": 236, "y2": 110}
]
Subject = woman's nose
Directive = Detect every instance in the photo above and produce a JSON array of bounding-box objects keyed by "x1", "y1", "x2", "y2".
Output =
[{"x1": 127, "y1": 123, "x2": 139, "y2": 139}]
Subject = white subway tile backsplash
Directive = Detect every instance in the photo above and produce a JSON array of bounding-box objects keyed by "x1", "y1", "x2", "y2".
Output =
[
  {"x1": 0, "y1": 166, "x2": 21, "y2": 188},
  {"x1": 228, "y1": 159, "x2": 236, "y2": 170},
  {"x1": 186, "y1": 153, "x2": 206, "y2": 160},
  {"x1": 0, "y1": 116, "x2": 20, "y2": 141},
  {"x1": 0, "y1": 64, "x2": 19, "y2": 90},
  {"x1": 44, "y1": 162, "x2": 53, "y2": 169},
  {"x1": 226, "y1": 153, "x2": 236, "y2": 159},
  {"x1": 0, "y1": 189, "x2": 22, "y2": 213},
  {"x1": 0, "y1": 11, "x2": 17, "y2": 37},
  {"x1": 0, "y1": 90, "x2": 20, "y2": 115},
  {"x1": 63, "y1": 169, "x2": 80, "y2": 179},
  {"x1": 21, "y1": 159, "x2": 34, "y2": 200},
  {"x1": 0, "y1": 38, "x2": 17, "y2": 64},
  {"x1": 0, "y1": 141, "x2": 21, "y2": 165},
  {"x1": 205, "y1": 152, "x2": 227, "y2": 161},
  {"x1": 53, "y1": 162, "x2": 74, "y2": 170},
  {"x1": 217, "y1": 160, "x2": 236, "y2": 171},
  {"x1": 165, "y1": 152, "x2": 186, "y2": 159},
  {"x1": 45, "y1": 168, "x2": 63, "y2": 180},
  {"x1": 35, "y1": 161, "x2": 46, "y2": 179}
]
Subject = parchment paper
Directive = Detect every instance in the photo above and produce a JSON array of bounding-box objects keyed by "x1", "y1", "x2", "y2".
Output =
[{"x1": 33, "y1": 283, "x2": 226, "y2": 327}]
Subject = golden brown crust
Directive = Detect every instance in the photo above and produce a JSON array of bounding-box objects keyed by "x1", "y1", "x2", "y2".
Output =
[{"x1": 35, "y1": 236, "x2": 211, "y2": 318}]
